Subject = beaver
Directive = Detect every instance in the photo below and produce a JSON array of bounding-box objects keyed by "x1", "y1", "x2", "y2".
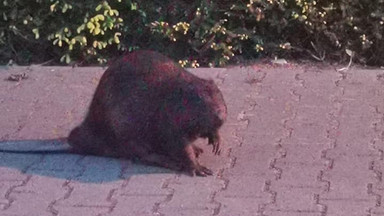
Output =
[{"x1": 67, "y1": 50, "x2": 227, "y2": 176}]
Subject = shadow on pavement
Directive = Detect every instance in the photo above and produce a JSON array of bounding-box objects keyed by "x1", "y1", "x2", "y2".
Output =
[{"x1": 0, "y1": 139, "x2": 175, "y2": 183}]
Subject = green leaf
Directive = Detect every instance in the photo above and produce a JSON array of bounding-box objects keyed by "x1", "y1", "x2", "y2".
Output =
[
  {"x1": 94, "y1": 27, "x2": 101, "y2": 35},
  {"x1": 77, "y1": 24, "x2": 85, "y2": 33},
  {"x1": 95, "y1": 14, "x2": 105, "y2": 21},
  {"x1": 32, "y1": 28, "x2": 40, "y2": 39},
  {"x1": 65, "y1": 54, "x2": 71, "y2": 64},
  {"x1": 114, "y1": 32, "x2": 121, "y2": 43},
  {"x1": 50, "y1": 1, "x2": 58, "y2": 12},
  {"x1": 131, "y1": 2, "x2": 137, "y2": 10},
  {"x1": 95, "y1": 4, "x2": 102, "y2": 11},
  {"x1": 87, "y1": 22, "x2": 95, "y2": 30},
  {"x1": 62, "y1": 4, "x2": 68, "y2": 13}
]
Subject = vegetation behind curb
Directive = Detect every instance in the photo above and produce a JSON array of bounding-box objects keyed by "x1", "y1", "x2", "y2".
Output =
[{"x1": 1, "y1": 0, "x2": 383, "y2": 67}]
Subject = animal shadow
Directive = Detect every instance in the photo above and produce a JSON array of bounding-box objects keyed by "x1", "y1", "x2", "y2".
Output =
[{"x1": 0, "y1": 139, "x2": 175, "y2": 183}]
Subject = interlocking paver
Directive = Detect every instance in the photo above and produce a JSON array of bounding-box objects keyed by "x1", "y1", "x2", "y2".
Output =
[
  {"x1": 54, "y1": 206, "x2": 111, "y2": 216},
  {"x1": 157, "y1": 176, "x2": 221, "y2": 215},
  {"x1": 0, "y1": 65, "x2": 383, "y2": 216},
  {"x1": 0, "y1": 180, "x2": 23, "y2": 210},
  {"x1": 3, "y1": 176, "x2": 66, "y2": 216}
]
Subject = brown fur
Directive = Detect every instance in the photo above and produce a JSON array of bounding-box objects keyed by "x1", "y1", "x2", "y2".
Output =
[{"x1": 68, "y1": 50, "x2": 227, "y2": 176}]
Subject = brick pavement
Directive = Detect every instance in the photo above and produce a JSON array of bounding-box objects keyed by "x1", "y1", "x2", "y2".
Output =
[{"x1": 0, "y1": 64, "x2": 383, "y2": 216}]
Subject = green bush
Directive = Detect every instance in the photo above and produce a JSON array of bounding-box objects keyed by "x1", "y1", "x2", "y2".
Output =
[
  {"x1": 1, "y1": 0, "x2": 140, "y2": 65},
  {"x1": 1, "y1": 0, "x2": 384, "y2": 66}
]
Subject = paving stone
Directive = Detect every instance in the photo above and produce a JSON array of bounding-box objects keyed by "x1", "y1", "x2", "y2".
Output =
[
  {"x1": 0, "y1": 176, "x2": 66, "y2": 216},
  {"x1": 158, "y1": 175, "x2": 222, "y2": 215},
  {"x1": 0, "y1": 66, "x2": 383, "y2": 216},
  {"x1": 55, "y1": 206, "x2": 110, "y2": 216},
  {"x1": 0, "y1": 180, "x2": 24, "y2": 210},
  {"x1": 108, "y1": 195, "x2": 163, "y2": 216},
  {"x1": 55, "y1": 182, "x2": 116, "y2": 207},
  {"x1": 118, "y1": 174, "x2": 170, "y2": 196}
]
